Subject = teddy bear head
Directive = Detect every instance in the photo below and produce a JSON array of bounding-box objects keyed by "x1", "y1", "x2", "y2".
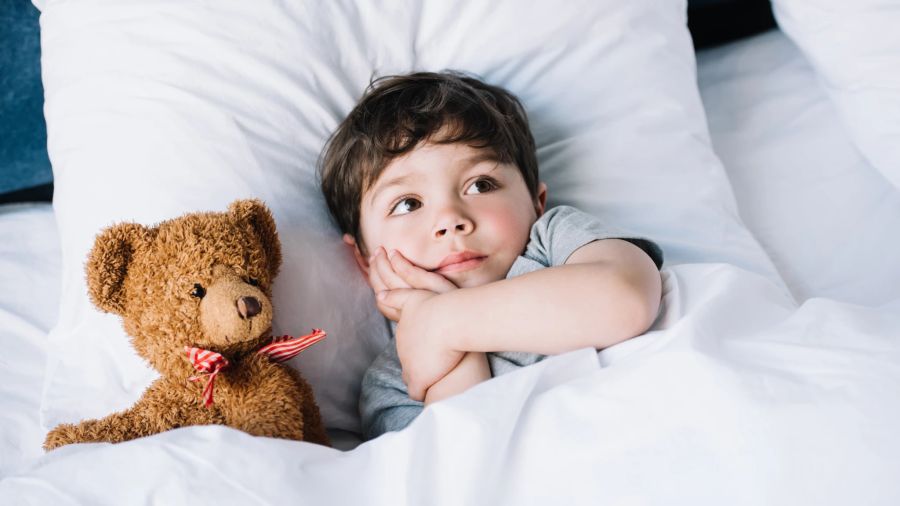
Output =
[{"x1": 85, "y1": 199, "x2": 283, "y2": 377}]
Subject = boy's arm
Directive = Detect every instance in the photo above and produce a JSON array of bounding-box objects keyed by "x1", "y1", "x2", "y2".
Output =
[
  {"x1": 389, "y1": 239, "x2": 662, "y2": 400},
  {"x1": 453, "y1": 239, "x2": 660, "y2": 353},
  {"x1": 366, "y1": 247, "x2": 491, "y2": 404},
  {"x1": 423, "y1": 352, "x2": 490, "y2": 406}
]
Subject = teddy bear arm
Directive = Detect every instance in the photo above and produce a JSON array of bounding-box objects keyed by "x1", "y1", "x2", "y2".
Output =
[
  {"x1": 44, "y1": 379, "x2": 220, "y2": 450},
  {"x1": 43, "y1": 400, "x2": 164, "y2": 450}
]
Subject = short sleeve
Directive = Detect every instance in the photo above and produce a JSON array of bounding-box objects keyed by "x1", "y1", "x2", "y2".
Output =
[
  {"x1": 358, "y1": 341, "x2": 423, "y2": 440},
  {"x1": 506, "y1": 205, "x2": 663, "y2": 278}
]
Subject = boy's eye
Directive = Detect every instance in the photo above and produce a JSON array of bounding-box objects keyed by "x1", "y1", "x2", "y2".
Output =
[
  {"x1": 465, "y1": 178, "x2": 498, "y2": 195},
  {"x1": 390, "y1": 197, "x2": 422, "y2": 216}
]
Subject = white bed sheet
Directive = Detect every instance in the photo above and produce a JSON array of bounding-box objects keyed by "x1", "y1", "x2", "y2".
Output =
[
  {"x1": 2, "y1": 28, "x2": 900, "y2": 504},
  {"x1": 0, "y1": 204, "x2": 58, "y2": 477}
]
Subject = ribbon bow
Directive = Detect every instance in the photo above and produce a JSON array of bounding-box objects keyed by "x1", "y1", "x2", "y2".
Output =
[{"x1": 184, "y1": 329, "x2": 326, "y2": 407}]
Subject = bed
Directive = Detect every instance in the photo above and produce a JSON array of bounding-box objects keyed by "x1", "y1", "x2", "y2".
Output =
[{"x1": 2, "y1": 0, "x2": 899, "y2": 503}]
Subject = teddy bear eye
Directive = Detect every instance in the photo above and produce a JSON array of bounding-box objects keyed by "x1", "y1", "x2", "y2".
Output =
[
  {"x1": 190, "y1": 283, "x2": 206, "y2": 298},
  {"x1": 247, "y1": 277, "x2": 259, "y2": 287}
]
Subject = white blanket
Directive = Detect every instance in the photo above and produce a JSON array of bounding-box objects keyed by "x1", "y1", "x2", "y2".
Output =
[{"x1": 4, "y1": 264, "x2": 900, "y2": 504}]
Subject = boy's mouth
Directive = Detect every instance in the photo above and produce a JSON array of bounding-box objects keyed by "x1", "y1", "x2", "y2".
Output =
[{"x1": 433, "y1": 251, "x2": 487, "y2": 274}]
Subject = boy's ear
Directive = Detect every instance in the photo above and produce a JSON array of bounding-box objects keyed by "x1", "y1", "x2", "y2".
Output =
[
  {"x1": 535, "y1": 182, "x2": 548, "y2": 217},
  {"x1": 342, "y1": 234, "x2": 371, "y2": 283}
]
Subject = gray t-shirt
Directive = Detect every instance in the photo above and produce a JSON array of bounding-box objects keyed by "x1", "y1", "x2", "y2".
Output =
[{"x1": 358, "y1": 205, "x2": 663, "y2": 440}]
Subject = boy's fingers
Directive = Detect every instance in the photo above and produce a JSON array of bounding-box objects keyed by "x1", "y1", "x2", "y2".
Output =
[
  {"x1": 368, "y1": 260, "x2": 389, "y2": 293},
  {"x1": 389, "y1": 250, "x2": 456, "y2": 293},
  {"x1": 367, "y1": 248, "x2": 395, "y2": 293},
  {"x1": 376, "y1": 288, "x2": 416, "y2": 311},
  {"x1": 374, "y1": 248, "x2": 410, "y2": 290},
  {"x1": 375, "y1": 300, "x2": 400, "y2": 322}
]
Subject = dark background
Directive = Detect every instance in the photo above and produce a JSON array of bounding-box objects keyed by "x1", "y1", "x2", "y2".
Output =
[
  {"x1": 688, "y1": 0, "x2": 776, "y2": 49},
  {"x1": 0, "y1": 0, "x2": 776, "y2": 205}
]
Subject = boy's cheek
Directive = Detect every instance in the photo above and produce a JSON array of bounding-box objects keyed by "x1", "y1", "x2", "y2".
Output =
[
  {"x1": 486, "y1": 212, "x2": 532, "y2": 250},
  {"x1": 380, "y1": 239, "x2": 429, "y2": 270}
]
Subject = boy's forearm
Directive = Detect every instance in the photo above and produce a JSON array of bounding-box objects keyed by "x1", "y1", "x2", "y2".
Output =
[
  {"x1": 423, "y1": 352, "x2": 490, "y2": 406},
  {"x1": 433, "y1": 262, "x2": 659, "y2": 355}
]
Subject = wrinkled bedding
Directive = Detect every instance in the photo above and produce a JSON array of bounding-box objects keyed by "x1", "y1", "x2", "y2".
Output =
[
  {"x1": 3, "y1": 257, "x2": 899, "y2": 504},
  {"x1": 2, "y1": 25, "x2": 899, "y2": 506}
]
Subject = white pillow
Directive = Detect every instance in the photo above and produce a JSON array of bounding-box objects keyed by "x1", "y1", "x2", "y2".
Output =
[
  {"x1": 772, "y1": 0, "x2": 900, "y2": 190},
  {"x1": 697, "y1": 29, "x2": 900, "y2": 306},
  {"x1": 39, "y1": 0, "x2": 784, "y2": 434}
]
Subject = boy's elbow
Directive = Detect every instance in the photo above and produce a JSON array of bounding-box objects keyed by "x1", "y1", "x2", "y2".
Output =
[
  {"x1": 589, "y1": 268, "x2": 661, "y2": 349},
  {"x1": 625, "y1": 269, "x2": 662, "y2": 337},
  {"x1": 634, "y1": 288, "x2": 661, "y2": 336}
]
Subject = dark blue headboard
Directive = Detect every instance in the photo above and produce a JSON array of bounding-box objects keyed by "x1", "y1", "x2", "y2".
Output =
[{"x1": 1, "y1": 1, "x2": 53, "y2": 204}]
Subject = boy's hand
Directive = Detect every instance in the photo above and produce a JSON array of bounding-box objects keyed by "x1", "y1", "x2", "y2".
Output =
[
  {"x1": 378, "y1": 288, "x2": 464, "y2": 401},
  {"x1": 370, "y1": 247, "x2": 463, "y2": 400},
  {"x1": 369, "y1": 247, "x2": 456, "y2": 321}
]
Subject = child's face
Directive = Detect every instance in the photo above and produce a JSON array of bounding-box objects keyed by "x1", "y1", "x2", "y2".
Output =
[{"x1": 346, "y1": 141, "x2": 546, "y2": 289}]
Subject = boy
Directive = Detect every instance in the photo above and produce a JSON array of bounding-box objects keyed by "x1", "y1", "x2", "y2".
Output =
[{"x1": 319, "y1": 71, "x2": 664, "y2": 440}]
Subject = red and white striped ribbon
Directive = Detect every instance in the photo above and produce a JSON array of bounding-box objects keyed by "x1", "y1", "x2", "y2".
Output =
[
  {"x1": 184, "y1": 329, "x2": 326, "y2": 407},
  {"x1": 184, "y1": 347, "x2": 229, "y2": 407},
  {"x1": 257, "y1": 328, "x2": 327, "y2": 362}
]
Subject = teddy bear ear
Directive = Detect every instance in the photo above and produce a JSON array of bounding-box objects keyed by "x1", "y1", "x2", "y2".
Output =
[
  {"x1": 228, "y1": 199, "x2": 282, "y2": 278},
  {"x1": 85, "y1": 222, "x2": 150, "y2": 315}
]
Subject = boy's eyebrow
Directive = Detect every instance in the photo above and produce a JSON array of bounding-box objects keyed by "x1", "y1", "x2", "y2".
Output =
[
  {"x1": 367, "y1": 173, "x2": 415, "y2": 206},
  {"x1": 460, "y1": 152, "x2": 499, "y2": 167}
]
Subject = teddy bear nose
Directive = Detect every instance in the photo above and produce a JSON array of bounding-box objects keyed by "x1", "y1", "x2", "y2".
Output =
[{"x1": 236, "y1": 296, "x2": 262, "y2": 319}]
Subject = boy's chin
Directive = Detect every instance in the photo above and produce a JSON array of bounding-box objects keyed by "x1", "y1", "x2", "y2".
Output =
[{"x1": 447, "y1": 271, "x2": 504, "y2": 289}]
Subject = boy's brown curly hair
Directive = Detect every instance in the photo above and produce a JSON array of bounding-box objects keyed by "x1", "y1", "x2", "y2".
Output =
[{"x1": 318, "y1": 71, "x2": 539, "y2": 253}]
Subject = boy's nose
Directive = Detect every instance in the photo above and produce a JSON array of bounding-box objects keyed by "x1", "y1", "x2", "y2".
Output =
[{"x1": 433, "y1": 217, "x2": 474, "y2": 238}]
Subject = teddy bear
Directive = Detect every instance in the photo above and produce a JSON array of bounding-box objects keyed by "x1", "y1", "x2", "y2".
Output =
[{"x1": 44, "y1": 199, "x2": 330, "y2": 449}]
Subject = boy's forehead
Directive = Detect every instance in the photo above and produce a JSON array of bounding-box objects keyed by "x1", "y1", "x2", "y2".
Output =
[{"x1": 388, "y1": 142, "x2": 500, "y2": 176}]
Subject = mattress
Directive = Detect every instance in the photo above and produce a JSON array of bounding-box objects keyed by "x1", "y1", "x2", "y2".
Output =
[{"x1": 1, "y1": 27, "x2": 899, "y2": 505}]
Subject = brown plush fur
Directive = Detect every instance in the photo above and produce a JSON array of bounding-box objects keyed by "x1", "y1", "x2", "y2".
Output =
[{"x1": 44, "y1": 199, "x2": 330, "y2": 450}]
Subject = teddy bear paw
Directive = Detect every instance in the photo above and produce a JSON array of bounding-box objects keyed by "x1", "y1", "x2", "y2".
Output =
[{"x1": 43, "y1": 423, "x2": 83, "y2": 451}]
